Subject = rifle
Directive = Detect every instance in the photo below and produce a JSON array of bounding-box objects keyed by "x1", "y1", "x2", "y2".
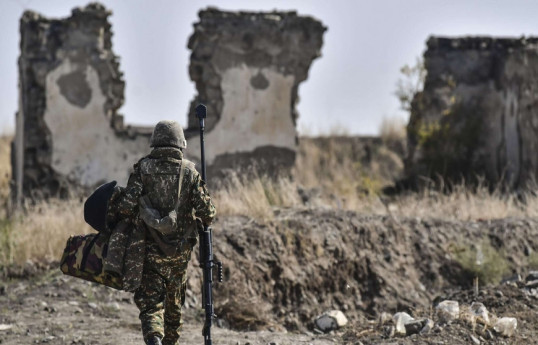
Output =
[{"x1": 195, "y1": 103, "x2": 223, "y2": 345}]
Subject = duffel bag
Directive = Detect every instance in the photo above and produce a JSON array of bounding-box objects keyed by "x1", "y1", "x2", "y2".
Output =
[{"x1": 60, "y1": 232, "x2": 123, "y2": 290}]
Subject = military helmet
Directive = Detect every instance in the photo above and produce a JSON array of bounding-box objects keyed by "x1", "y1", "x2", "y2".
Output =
[{"x1": 150, "y1": 120, "x2": 187, "y2": 149}]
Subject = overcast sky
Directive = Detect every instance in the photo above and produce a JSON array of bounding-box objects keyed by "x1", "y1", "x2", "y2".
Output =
[{"x1": 2, "y1": 0, "x2": 538, "y2": 135}]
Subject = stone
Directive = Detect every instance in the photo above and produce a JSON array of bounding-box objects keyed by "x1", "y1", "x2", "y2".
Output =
[
  {"x1": 435, "y1": 300, "x2": 459, "y2": 323},
  {"x1": 526, "y1": 271, "x2": 538, "y2": 282},
  {"x1": 404, "y1": 318, "x2": 432, "y2": 336},
  {"x1": 314, "y1": 310, "x2": 348, "y2": 332},
  {"x1": 406, "y1": 36, "x2": 538, "y2": 189},
  {"x1": 525, "y1": 280, "x2": 538, "y2": 289},
  {"x1": 470, "y1": 334, "x2": 480, "y2": 344},
  {"x1": 0, "y1": 324, "x2": 13, "y2": 331},
  {"x1": 107, "y1": 302, "x2": 120, "y2": 311},
  {"x1": 392, "y1": 312, "x2": 414, "y2": 335},
  {"x1": 382, "y1": 325, "x2": 395, "y2": 338},
  {"x1": 493, "y1": 317, "x2": 517, "y2": 337},
  {"x1": 87, "y1": 302, "x2": 98, "y2": 310},
  {"x1": 419, "y1": 318, "x2": 435, "y2": 334}
]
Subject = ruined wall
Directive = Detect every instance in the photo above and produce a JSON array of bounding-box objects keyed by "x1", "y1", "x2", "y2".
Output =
[
  {"x1": 406, "y1": 36, "x2": 538, "y2": 189},
  {"x1": 15, "y1": 3, "x2": 150, "y2": 200},
  {"x1": 185, "y1": 8, "x2": 326, "y2": 174},
  {"x1": 14, "y1": 5, "x2": 325, "y2": 200}
]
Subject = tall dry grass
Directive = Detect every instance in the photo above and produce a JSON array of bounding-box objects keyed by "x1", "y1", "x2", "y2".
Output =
[
  {"x1": 379, "y1": 116, "x2": 407, "y2": 144},
  {"x1": 2, "y1": 131, "x2": 538, "y2": 266},
  {"x1": 1, "y1": 199, "x2": 92, "y2": 265},
  {"x1": 0, "y1": 135, "x2": 11, "y2": 217},
  {"x1": 213, "y1": 174, "x2": 301, "y2": 221},
  {"x1": 214, "y1": 175, "x2": 538, "y2": 221},
  {"x1": 0, "y1": 134, "x2": 92, "y2": 265},
  {"x1": 387, "y1": 185, "x2": 538, "y2": 220}
]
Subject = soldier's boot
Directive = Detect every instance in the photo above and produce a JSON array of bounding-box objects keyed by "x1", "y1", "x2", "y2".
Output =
[{"x1": 145, "y1": 336, "x2": 162, "y2": 345}]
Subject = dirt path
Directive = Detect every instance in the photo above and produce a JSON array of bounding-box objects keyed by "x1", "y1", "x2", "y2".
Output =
[{"x1": 0, "y1": 270, "x2": 341, "y2": 345}]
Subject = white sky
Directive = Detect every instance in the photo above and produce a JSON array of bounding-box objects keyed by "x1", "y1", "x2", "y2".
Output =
[{"x1": 1, "y1": 0, "x2": 538, "y2": 135}]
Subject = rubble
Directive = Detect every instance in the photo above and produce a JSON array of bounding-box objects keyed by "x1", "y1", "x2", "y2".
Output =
[
  {"x1": 493, "y1": 317, "x2": 518, "y2": 337},
  {"x1": 435, "y1": 300, "x2": 460, "y2": 323},
  {"x1": 403, "y1": 318, "x2": 433, "y2": 336},
  {"x1": 418, "y1": 318, "x2": 435, "y2": 335},
  {"x1": 314, "y1": 310, "x2": 348, "y2": 333},
  {"x1": 392, "y1": 312, "x2": 414, "y2": 335}
]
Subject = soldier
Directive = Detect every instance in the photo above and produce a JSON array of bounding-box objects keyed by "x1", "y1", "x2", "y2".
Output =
[{"x1": 115, "y1": 120, "x2": 216, "y2": 345}]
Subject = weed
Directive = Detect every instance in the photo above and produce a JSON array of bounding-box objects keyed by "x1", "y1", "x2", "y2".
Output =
[{"x1": 453, "y1": 240, "x2": 510, "y2": 286}]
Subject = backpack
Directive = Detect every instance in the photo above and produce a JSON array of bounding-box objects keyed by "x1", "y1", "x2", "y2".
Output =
[{"x1": 139, "y1": 159, "x2": 192, "y2": 256}]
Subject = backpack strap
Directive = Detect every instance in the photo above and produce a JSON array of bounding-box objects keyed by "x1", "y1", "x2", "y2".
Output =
[{"x1": 174, "y1": 159, "x2": 187, "y2": 210}]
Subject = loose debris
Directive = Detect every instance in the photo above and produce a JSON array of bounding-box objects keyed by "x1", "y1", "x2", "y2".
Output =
[{"x1": 315, "y1": 310, "x2": 349, "y2": 333}]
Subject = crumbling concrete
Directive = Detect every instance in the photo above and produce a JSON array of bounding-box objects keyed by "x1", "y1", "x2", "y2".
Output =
[
  {"x1": 15, "y1": 3, "x2": 150, "y2": 200},
  {"x1": 14, "y1": 4, "x2": 325, "y2": 200},
  {"x1": 407, "y1": 36, "x2": 538, "y2": 189},
  {"x1": 186, "y1": 8, "x2": 326, "y2": 174}
]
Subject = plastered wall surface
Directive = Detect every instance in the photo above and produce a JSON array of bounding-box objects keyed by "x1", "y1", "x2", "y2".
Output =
[
  {"x1": 188, "y1": 66, "x2": 296, "y2": 165},
  {"x1": 15, "y1": 3, "x2": 150, "y2": 199},
  {"x1": 186, "y1": 9, "x2": 326, "y2": 174},
  {"x1": 15, "y1": 4, "x2": 325, "y2": 199},
  {"x1": 44, "y1": 59, "x2": 148, "y2": 187}
]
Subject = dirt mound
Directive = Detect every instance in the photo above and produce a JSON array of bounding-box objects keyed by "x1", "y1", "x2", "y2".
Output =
[
  {"x1": 190, "y1": 209, "x2": 538, "y2": 331},
  {"x1": 344, "y1": 283, "x2": 538, "y2": 345},
  {"x1": 1, "y1": 208, "x2": 537, "y2": 344}
]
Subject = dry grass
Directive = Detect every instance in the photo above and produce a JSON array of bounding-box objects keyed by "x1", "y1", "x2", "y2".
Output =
[
  {"x1": 1, "y1": 199, "x2": 92, "y2": 265},
  {"x1": 0, "y1": 135, "x2": 12, "y2": 217},
  {"x1": 2, "y1": 133, "x2": 538, "y2": 266},
  {"x1": 379, "y1": 116, "x2": 407, "y2": 144},
  {"x1": 0, "y1": 134, "x2": 92, "y2": 265},
  {"x1": 213, "y1": 174, "x2": 301, "y2": 221},
  {"x1": 295, "y1": 137, "x2": 388, "y2": 209},
  {"x1": 387, "y1": 185, "x2": 538, "y2": 220}
]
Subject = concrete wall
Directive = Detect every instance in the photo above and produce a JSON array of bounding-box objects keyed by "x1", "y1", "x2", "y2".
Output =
[
  {"x1": 14, "y1": 5, "x2": 325, "y2": 200},
  {"x1": 186, "y1": 9, "x2": 326, "y2": 175},
  {"x1": 15, "y1": 3, "x2": 150, "y2": 200},
  {"x1": 406, "y1": 36, "x2": 538, "y2": 189}
]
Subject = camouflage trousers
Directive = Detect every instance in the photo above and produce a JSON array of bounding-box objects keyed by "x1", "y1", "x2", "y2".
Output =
[{"x1": 134, "y1": 244, "x2": 191, "y2": 345}]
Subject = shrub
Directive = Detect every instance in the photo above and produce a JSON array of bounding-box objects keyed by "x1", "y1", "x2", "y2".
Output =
[{"x1": 453, "y1": 239, "x2": 509, "y2": 286}]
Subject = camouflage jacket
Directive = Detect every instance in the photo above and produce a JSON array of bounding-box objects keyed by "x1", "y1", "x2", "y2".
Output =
[{"x1": 116, "y1": 147, "x2": 216, "y2": 251}]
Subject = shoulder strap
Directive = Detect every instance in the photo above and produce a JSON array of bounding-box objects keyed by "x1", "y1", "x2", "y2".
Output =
[{"x1": 174, "y1": 159, "x2": 187, "y2": 210}]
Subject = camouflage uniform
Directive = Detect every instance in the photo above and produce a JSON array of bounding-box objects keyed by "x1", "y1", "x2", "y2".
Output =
[{"x1": 117, "y1": 144, "x2": 216, "y2": 345}]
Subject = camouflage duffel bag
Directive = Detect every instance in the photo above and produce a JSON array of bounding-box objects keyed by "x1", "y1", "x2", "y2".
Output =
[{"x1": 60, "y1": 232, "x2": 123, "y2": 290}]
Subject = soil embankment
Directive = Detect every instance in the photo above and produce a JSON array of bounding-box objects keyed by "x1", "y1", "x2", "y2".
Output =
[{"x1": 1, "y1": 208, "x2": 537, "y2": 344}]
